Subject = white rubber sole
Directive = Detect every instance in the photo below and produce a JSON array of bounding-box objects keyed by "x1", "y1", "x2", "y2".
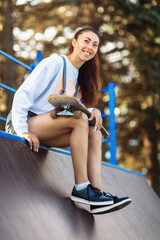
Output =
[
  {"x1": 70, "y1": 195, "x2": 114, "y2": 206},
  {"x1": 90, "y1": 198, "x2": 132, "y2": 214}
]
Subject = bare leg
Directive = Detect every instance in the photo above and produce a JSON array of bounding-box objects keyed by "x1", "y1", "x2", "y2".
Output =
[
  {"x1": 28, "y1": 113, "x2": 89, "y2": 184},
  {"x1": 69, "y1": 115, "x2": 89, "y2": 184},
  {"x1": 87, "y1": 127, "x2": 103, "y2": 191}
]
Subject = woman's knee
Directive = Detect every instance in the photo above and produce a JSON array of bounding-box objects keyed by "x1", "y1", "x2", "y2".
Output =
[
  {"x1": 74, "y1": 112, "x2": 89, "y2": 131},
  {"x1": 89, "y1": 126, "x2": 103, "y2": 144}
]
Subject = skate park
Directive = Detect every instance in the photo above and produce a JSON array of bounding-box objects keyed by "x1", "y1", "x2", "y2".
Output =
[
  {"x1": 1, "y1": 1, "x2": 160, "y2": 238},
  {"x1": 0, "y1": 50, "x2": 160, "y2": 240}
]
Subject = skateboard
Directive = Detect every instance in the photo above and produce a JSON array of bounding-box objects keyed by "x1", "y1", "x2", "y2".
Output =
[{"x1": 48, "y1": 94, "x2": 109, "y2": 137}]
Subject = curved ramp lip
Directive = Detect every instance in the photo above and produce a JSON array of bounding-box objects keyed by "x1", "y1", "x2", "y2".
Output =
[
  {"x1": 0, "y1": 130, "x2": 144, "y2": 177},
  {"x1": 0, "y1": 130, "x2": 71, "y2": 156}
]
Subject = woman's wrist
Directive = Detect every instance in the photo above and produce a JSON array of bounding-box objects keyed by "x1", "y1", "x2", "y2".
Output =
[{"x1": 92, "y1": 108, "x2": 101, "y2": 115}]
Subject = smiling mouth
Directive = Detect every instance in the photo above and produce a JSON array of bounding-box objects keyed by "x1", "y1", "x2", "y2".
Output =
[{"x1": 83, "y1": 50, "x2": 91, "y2": 56}]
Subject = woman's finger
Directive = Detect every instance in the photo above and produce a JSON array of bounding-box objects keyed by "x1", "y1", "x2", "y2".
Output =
[
  {"x1": 95, "y1": 115, "x2": 102, "y2": 130},
  {"x1": 33, "y1": 138, "x2": 39, "y2": 152},
  {"x1": 20, "y1": 133, "x2": 32, "y2": 150},
  {"x1": 19, "y1": 133, "x2": 39, "y2": 152}
]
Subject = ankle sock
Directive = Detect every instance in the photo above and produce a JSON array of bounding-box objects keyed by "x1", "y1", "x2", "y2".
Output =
[{"x1": 75, "y1": 181, "x2": 90, "y2": 190}]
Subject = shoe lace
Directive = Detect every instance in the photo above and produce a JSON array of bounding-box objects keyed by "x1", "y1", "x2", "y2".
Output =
[
  {"x1": 103, "y1": 191, "x2": 113, "y2": 197},
  {"x1": 87, "y1": 184, "x2": 102, "y2": 197}
]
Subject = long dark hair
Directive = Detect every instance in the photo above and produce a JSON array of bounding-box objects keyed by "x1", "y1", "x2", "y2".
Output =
[{"x1": 67, "y1": 27, "x2": 101, "y2": 107}]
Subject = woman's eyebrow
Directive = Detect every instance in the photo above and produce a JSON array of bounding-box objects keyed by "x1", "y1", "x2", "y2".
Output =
[{"x1": 84, "y1": 37, "x2": 99, "y2": 44}]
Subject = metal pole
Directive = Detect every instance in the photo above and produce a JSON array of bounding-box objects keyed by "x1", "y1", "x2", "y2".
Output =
[
  {"x1": 0, "y1": 83, "x2": 16, "y2": 93},
  {"x1": 0, "y1": 50, "x2": 32, "y2": 71},
  {"x1": 29, "y1": 51, "x2": 43, "y2": 73},
  {"x1": 0, "y1": 51, "x2": 43, "y2": 124},
  {"x1": 108, "y1": 82, "x2": 117, "y2": 165}
]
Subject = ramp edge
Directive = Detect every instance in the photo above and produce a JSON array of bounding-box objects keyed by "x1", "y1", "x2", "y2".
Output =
[{"x1": 0, "y1": 130, "x2": 144, "y2": 177}]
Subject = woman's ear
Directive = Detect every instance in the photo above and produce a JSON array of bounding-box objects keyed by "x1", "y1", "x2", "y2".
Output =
[{"x1": 72, "y1": 38, "x2": 76, "y2": 48}]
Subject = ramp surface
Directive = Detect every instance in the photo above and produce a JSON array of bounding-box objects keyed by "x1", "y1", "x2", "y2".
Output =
[{"x1": 0, "y1": 134, "x2": 160, "y2": 240}]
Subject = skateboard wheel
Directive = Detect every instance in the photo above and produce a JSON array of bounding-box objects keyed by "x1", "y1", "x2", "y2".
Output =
[
  {"x1": 74, "y1": 110, "x2": 82, "y2": 119},
  {"x1": 50, "y1": 110, "x2": 57, "y2": 119}
]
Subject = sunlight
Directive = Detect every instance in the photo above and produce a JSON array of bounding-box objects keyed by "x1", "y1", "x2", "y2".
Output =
[
  {"x1": 16, "y1": 0, "x2": 51, "y2": 5},
  {"x1": 100, "y1": 42, "x2": 116, "y2": 53},
  {"x1": 13, "y1": 28, "x2": 34, "y2": 41},
  {"x1": 44, "y1": 27, "x2": 57, "y2": 41},
  {"x1": 53, "y1": 37, "x2": 66, "y2": 45},
  {"x1": 128, "y1": 0, "x2": 137, "y2": 3},
  {"x1": 16, "y1": 0, "x2": 27, "y2": 5}
]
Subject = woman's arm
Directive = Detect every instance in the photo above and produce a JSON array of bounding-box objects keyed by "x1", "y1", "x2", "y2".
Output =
[{"x1": 12, "y1": 56, "x2": 63, "y2": 135}]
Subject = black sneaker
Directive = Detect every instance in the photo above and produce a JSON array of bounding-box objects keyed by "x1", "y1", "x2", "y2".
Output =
[
  {"x1": 70, "y1": 184, "x2": 113, "y2": 206},
  {"x1": 90, "y1": 195, "x2": 132, "y2": 214}
]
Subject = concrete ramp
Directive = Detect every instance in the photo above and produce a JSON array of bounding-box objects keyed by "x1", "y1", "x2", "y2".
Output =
[{"x1": 0, "y1": 133, "x2": 160, "y2": 240}]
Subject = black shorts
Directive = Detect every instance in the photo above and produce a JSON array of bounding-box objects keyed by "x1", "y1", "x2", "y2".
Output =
[{"x1": 5, "y1": 110, "x2": 37, "y2": 135}]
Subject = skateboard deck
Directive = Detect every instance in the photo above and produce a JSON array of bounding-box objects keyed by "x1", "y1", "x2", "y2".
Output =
[{"x1": 48, "y1": 94, "x2": 109, "y2": 137}]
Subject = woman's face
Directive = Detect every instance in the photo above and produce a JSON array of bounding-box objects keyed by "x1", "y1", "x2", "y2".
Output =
[{"x1": 72, "y1": 31, "x2": 100, "y2": 62}]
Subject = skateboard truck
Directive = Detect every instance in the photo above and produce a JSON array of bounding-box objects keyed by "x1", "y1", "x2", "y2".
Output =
[
  {"x1": 52, "y1": 104, "x2": 74, "y2": 117},
  {"x1": 56, "y1": 109, "x2": 74, "y2": 116}
]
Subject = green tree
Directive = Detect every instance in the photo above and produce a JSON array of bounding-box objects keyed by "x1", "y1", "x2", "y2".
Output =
[{"x1": 0, "y1": 0, "x2": 17, "y2": 130}]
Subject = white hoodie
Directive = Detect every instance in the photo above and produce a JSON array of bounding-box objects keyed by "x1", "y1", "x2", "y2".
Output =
[{"x1": 12, "y1": 55, "x2": 94, "y2": 135}]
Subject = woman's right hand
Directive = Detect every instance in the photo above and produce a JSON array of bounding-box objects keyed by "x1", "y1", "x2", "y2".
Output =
[{"x1": 19, "y1": 132, "x2": 40, "y2": 152}]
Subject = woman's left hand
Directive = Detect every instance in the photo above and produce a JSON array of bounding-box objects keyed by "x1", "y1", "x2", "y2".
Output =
[{"x1": 89, "y1": 108, "x2": 102, "y2": 131}]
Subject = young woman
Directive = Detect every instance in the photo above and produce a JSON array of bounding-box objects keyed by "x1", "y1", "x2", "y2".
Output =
[{"x1": 6, "y1": 27, "x2": 131, "y2": 214}]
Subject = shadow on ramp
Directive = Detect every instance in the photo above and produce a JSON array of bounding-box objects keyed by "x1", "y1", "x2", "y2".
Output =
[{"x1": 0, "y1": 134, "x2": 160, "y2": 240}]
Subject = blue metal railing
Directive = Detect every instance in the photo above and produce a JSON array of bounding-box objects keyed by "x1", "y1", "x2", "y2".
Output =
[
  {"x1": 101, "y1": 83, "x2": 117, "y2": 164},
  {"x1": 0, "y1": 49, "x2": 43, "y2": 123},
  {"x1": 0, "y1": 83, "x2": 16, "y2": 93},
  {"x1": 0, "y1": 50, "x2": 117, "y2": 165},
  {"x1": 0, "y1": 50, "x2": 32, "y2": 71}
]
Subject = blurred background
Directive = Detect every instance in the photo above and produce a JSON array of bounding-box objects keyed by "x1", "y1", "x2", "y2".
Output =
[{"x1": 0, "y1": 0, "x2": 160, "y2": 196}]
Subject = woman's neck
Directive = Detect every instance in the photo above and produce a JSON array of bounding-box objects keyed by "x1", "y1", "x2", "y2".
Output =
[{"x1": 67, "y1": 54, "x2": 84, "y2": 69}]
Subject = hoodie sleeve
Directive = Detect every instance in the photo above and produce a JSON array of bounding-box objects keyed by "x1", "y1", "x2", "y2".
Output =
[{"x1": 12, "y1": 56, "x2": 63, "y2": 135}]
